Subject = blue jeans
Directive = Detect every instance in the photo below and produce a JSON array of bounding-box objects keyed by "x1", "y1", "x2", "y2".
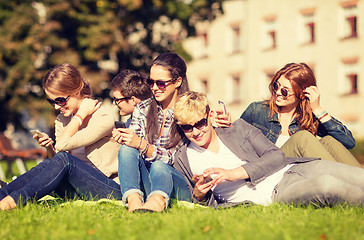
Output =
[
  {"x1": 0, "y1": 152, "x2": 122, "y2": 206},
  {"x1": 272, "y1": 160, "x2": 364, "y2": 206},
  {"x1": 118, "y1": 145, "x2": 191, "y2": 208}
]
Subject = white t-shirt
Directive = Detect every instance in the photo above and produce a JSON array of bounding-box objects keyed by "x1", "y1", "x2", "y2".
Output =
[
  {"x1": 275, "y1": 134, "x2": 291, "y2": 148},
  {"x1": 187, "y1": 138, "x2": 292, "y2": 205}
]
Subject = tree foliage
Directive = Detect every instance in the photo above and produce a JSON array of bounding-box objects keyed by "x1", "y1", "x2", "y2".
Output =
[{"x1": 0, "y1": 0, "x2": 223, "y2": 131}]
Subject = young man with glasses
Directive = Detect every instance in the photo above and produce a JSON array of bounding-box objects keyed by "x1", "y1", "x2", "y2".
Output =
[
  {"x1": 110, "y1": 69, "x2": 152, "y2": 128},
  {"x1": 172, "y1": 91, "x2": 364, "y2": 208}
]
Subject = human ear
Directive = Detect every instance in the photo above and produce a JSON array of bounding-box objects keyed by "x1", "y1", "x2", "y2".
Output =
[{"x1": 175, "y1": 77, "x2": 182, "y2": 88}]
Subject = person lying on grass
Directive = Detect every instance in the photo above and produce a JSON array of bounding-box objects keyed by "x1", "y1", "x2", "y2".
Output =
[{"x1": 172, "y1": 91, "x2": 364, "y2": 208}]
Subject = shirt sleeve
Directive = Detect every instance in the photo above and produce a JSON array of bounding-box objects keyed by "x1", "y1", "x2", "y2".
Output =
[
  {"x1": 54, "y1": 108, "x2": 114, "y2": 152},
  {"x1": 317, "y1": 116, "x2": 356, "y2": 149}
]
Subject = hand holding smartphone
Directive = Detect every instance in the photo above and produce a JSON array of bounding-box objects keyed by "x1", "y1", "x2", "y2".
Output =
[{"x1": 199, "y1": 175, "x2": 213, "y2": 184}]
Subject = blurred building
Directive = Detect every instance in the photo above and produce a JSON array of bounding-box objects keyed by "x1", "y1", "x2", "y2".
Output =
[{"x1": 183, "y1": 0, "x2": 364, "y2": 138}]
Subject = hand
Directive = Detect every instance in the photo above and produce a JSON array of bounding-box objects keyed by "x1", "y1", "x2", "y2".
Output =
[
  {"x1": 215, "y1": 110, "x2": 231, "y2": 128},
  {"x1": 203, "y1": 166, "x2": 248, "y2": 185},
  {"x1": 192, "y1": 174, "x2": 215, "y2": 200},
  {"x1": 76, "y1": 98, "x2": 102, "y2": 119},
  {"x1": 33, "y1": 133, "x2": 54, "y2": 148},
  {"x1": 303, "y1": 86, "x2": 321, "y2": 113},
  {"x1": 112, "y1": 128, "x2": 139, "y2": 147}
]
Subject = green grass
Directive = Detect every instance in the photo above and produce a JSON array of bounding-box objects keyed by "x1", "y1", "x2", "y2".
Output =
[{"x1": 1, "y1": 199, "x2": 364, "y2": 240}]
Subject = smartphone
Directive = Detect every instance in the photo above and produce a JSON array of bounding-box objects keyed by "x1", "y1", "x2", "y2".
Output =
[
  {"x1": 114, "y1": 121, "x2": 126, "y2": 129},
  {"x1": 30, "y1": 129, "x2": 45, "y2": 138},
  {"x1": 199, "y1": 175, "x2": 213, "y2": 184},
  {"x1": 218, "y1": 100, "x2": 226, "y2": 115}
]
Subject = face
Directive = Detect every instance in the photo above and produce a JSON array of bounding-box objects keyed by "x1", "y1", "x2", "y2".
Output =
[
  {"x1": 149, "y1": 65, "x2": 181, "y2": 107},
  {"x1": 112, "y1": 90, "x2": 135, "y2": 116},
  {"x1": 45, "y1": 89, "x2": 81, "y2": 117},
  {"x1": 180, "y1": 111, "x2": 214, "y2": 149},
  {"x1": 274, "y1": 76, "x2": 299, "y2": 108}
]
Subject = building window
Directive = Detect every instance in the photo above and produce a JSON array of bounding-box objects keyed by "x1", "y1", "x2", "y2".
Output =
[
  {"x1": 299, "y1": 10, "x2": 316, "y2": 44},
  {"x1": 196, "y1": 31, "x2": 209, "y2": 58},
  {"x1": 261, "y1": 71, "x2": 275, "y2": 98},
  {"x1": 224, "y1": 74, "x2": 241, "y2": 104},
  {"x1": 232, "y1": 25, "x2": 241, "y2": 53},
  {"x1": 201, "y1": 78, "x2": 209, "y2": 93},
  {"x1": 262, "y1": 18, "x2": 277, "y2": 50},
  {"x1": 339, "y1": 2, "x2": 358, "y2": 39},
  {"x1": 232, "y1": 75, "x2": 241, "y2": 103},
  {"x1": 340, "y1": 59, "x2": 358, "y2": 95}
]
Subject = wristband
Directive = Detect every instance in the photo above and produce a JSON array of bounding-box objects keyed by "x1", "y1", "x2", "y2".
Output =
[
  {"x1": 315, "y1": 110, "x2": 327, "y2": 119},
  {"x1": 318, "y1": 112, "x2": 329, "y2": 121},
  {"x1": 73, "y1": 114, "x2": 84, "y2": 125},
  {"x1": 141, "y1": 142, "x2": 149, "y2": 155}
]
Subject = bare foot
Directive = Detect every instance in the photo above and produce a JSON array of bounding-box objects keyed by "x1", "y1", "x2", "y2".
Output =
[
  {"x1": 127, "y1": 193, "x2": 143, "y2": 212},
  {"x1": 140, "y1": 194, "x2": 166, "y2": 212},
  {"x1": 0, "y1": 196, "x2": 17, "y2": 211}
]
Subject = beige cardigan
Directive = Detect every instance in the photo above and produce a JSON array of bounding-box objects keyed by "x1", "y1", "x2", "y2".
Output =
[{"x1": 54, "y1": 106, "x2": 120, "y2": 183}]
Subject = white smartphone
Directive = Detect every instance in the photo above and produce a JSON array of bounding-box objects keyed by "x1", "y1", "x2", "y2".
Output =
[
  {"x1": 30, "y1": 129, "x2": 45, "y2": 138},
  {"x1": 218, "y1": 100, "x2": 226, "y2": 115}
]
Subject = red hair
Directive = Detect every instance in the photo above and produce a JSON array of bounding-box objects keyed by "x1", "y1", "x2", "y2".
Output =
[{"x1": 267, "y1": 63, "x2": 319, "y2": 135}]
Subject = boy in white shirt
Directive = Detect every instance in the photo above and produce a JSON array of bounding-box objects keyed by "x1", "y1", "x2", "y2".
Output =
[{"x1": 172, "y1": 91, "x2": 364, "y2": 207}]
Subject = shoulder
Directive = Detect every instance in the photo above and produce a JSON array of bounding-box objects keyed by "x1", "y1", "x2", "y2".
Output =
[
  {"x1": 247, "y1": 101, "x2": 269, "y2": 111},
  {"x1": 135, "y1": 98, "x2": 153, "y2": 114}
]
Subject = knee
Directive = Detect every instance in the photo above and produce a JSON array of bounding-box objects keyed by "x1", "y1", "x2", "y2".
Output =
[
  {"x1": 291, "y1": 130, "x2": 316, "y2": 142},
  {"x1": 311, "y1": 175, "x2": 340, "y2": 195},
  {"x1": 150, "y1": 161, "x2": 170, "y2": 178},
  {"x1": 118, "y1": 145, "x2": 140, "y2": 163},
  {"x1": 319, "y1": 135, "x2": 340, "y2": 147},
  {"x1": 150, "y1": 161, "x2": 168, "y2": 172}
]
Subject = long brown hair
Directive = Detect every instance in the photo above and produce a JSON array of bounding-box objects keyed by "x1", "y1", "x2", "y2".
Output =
[
  {"x1": 146, "y1": 53, "x2": 189, "y2": 148},
  {"x1": 267, "y1": 63, "x2": 318, "y2": 135},
  {"x1": 43, "y1": 63, "x2": 92, "y2": 98}
]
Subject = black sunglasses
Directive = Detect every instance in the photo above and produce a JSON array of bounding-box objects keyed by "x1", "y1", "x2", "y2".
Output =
[
  {"x1": 147, "y1": 77, "x2": 175, "y2": 89},
  {"x1": 179, "y1": 117, "x2": 208, "y2": 133},
  {"x1": 273, "y1": 82, "x2": 291, "y2": 97},
  {"x1": 46, "y1": 95, "x2": 70, "y2": 106},
  {"x1": 113, "y1": 96, "x2": 131, "y2": 105}
]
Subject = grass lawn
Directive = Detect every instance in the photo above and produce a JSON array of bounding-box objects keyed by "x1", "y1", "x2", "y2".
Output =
[{"x1": 1, "y1": 198, "x2": 364, "y2": 240}]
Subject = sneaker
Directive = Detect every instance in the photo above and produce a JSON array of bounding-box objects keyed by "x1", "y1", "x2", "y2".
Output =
[{"x1": 0, "y1": 179, "x2": 7, "y2": 188}]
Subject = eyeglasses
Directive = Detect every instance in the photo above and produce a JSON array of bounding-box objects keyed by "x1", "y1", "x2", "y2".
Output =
[
  {"x1": 147, "y1": 77, "x2": 175, "y2": 89},
  {"x1": 46, "y1": 95, "x2": 70, "y2": 106},
  {"x1": 113, "y1": 97, "x2": 131, "y2": 105},
  {"x1": 179, "y1": 117, "x2": 208, "y2": 133},
  {"x1": 273, "y1": 82, "x2": 293, "y2": 97}
]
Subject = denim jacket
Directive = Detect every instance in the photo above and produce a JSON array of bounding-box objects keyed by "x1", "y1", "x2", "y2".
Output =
[{"x1": 240, "y1": 101, "x2": 355, "y2": 149}]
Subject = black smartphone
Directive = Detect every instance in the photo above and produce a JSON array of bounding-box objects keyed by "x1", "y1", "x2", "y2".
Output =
[
  {"x1": 114, "y1": 121, "x2": 126, "y2": 129},
  {"x1": 200, "y1": 175, "x2": 213, "y2": 184}
]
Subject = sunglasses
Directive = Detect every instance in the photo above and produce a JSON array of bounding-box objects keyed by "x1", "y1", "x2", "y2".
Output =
[
  {"x1": 113, "y1": 96, "x2": 131, "y2": 105},
  {"x1": 273, "y1": 82, "x2": 292, "y2": 97},
  {"x1": 46, "y1": 95, "x2": 70, "y2": 106},
  {"x1": 179, "y1": 117, "x2": 208, "y2": 133},
  {"x1": 147, "y1": 77, "x2": 175, "y2": 89}
]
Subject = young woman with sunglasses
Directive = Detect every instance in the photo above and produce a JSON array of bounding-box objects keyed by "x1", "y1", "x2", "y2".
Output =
[
  {"x1": 238, "y1": 63, "x2": 361, "y2": 167},
  {"x1": 112, "y1": 53, "x2": 191, "y2": 212},
  {"x1": 0, "y1": 63, "x2": 122, "y2": 210}
]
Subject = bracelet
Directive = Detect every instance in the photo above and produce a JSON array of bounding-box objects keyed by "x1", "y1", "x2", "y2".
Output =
[
  {"x1": 318, "y1": 112, "x2": 329, "y2": 121},
  {"x1": 136, "y1": 137, "x2": 143, "y2": 150},
  {"x1": 141, "y1": 142, "x2": 149, "y2": 155},
  {"x1": 315, "y1": 110, "x2": 327, "y2": 119},
  {"x1": 73, "y1": 114, "x2": 83, "y2": 125}
]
